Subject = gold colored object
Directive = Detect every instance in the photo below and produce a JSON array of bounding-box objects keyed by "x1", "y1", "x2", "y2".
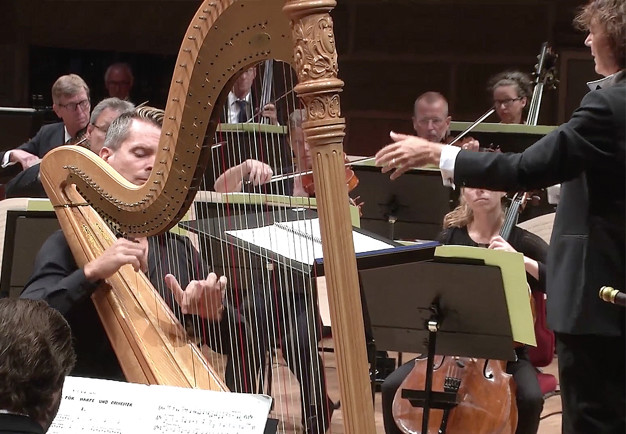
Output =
[{"x1": 599, "y1": 286, "x2": 618, "y2": 304}]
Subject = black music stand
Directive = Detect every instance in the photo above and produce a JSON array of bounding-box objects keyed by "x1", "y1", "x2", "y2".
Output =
[
  {"x1": 360, "y1": 255, "x2": 519, "y2": 433},
  {"x1": 448, "y1": 121, "x2": 556, "y2": 153},
  {"x1": 350, "y1": 165, "x2": 451, "y2": 241}
]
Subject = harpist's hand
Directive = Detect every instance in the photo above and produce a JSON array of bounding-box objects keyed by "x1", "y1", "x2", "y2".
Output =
[
  {"x1": 84, "y1": 238, "x2": 149, "y2": 282},
  {"x1": 165, "y1": 273, "x2": 227, "y2": 321},
  {"x1": 375, "y1": 132, "x2": 443, "y2": 180}
]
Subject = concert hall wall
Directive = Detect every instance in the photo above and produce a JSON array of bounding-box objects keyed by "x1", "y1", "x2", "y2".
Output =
[{"x1": 0, "y1": 0, "x2": 592, "y2": 156}]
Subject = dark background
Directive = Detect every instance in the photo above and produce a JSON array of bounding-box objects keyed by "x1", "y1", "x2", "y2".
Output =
[{"x1": 0, "y1": 0, "x2": 595, "y2": 156}]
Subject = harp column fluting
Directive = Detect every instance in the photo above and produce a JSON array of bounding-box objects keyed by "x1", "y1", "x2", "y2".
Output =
[{"x1": 283, "y1": 1, "x2": 377, "y2": 433}]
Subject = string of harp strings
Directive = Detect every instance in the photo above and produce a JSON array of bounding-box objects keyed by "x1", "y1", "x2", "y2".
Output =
[{"x1": 147, "y1": 59, "x2": 336, "y2": 434}]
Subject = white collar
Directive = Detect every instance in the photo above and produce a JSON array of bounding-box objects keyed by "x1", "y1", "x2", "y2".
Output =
[
  {"x1": 587, "y1": 70, "x2": 625, "y2": 91},
  {"x1": 0, "y1": 409, "x2": 29, "y2": 416},
  {"x1": 227, "y1": 91, "x2": 252, "y2": 106},
  {"x1": 64, "y1": 125, "x2": 71, "y2": 144}
]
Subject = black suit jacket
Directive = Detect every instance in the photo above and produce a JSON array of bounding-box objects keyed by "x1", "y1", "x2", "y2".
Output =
[
  {"x1": 454, "y1": 73, "x2": 625, "y2": 336},
  {"x1": 0, "y1": 122, "x2": 65, "y2": 186},
  {"x1": 5, "y1": 163, "x2": 46, "y2": 198},
  {"x1": 0, "y1": 122, "x2": 65, "y2": 162},
  {"x1": 0, "y1": 414, "x2": 44, "y2": 434}
]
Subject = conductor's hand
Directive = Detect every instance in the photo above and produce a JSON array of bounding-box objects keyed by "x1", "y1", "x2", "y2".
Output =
[
  {"x1": 84, "y1": 238, "x2": 149, "y2": 282},
  {"x1": 261, "y1": 103, "x2": 278, "y2": 125},
  {"x1": 488, "y1": 235, "x2": 517, "y2": 253},
  {"x1": 10, "y1": 149, "x2": 41, "y2": 170},
  {"x1": 375, "y1": 132, "x2": 443, "y2": 180},
  {"x1": 244, "y1": 159, "x2": 273, "y2": 186},
  {"x1": 165, "y1": 273, "x2": 227, "y2": 321}
]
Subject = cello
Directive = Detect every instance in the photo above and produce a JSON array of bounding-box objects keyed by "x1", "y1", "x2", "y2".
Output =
[{"x1": 390, "y1": 194, "x2": 535, "y2": 434}]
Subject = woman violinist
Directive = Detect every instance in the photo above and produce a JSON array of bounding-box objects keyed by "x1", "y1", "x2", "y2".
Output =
[
  {"x1": 381, "y1": 186, "x2": 548, "y2": 434},
  {"x1": 488, "y1": 71, "x2": 533, "y2": 125}
]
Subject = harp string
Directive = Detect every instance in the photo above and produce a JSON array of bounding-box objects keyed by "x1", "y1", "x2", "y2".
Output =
[{"x1": 196, "y1": 60, "x2": 331, "y2": 432}]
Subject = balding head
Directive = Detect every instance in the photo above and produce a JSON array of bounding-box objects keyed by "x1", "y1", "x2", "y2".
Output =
[{"x1": 412, "y1": 92, "x2": 451, "y2": 143}]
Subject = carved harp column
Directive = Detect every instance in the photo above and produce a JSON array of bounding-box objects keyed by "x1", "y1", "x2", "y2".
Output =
[{"x1": 283, "y1": 2, "x2": 376, "y2": 433}]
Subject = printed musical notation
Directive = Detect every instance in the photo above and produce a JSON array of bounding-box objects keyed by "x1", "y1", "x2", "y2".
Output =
[
  {"x1": 48, "y1": 376, "x2": 272, "y2": 434},
  {"x1": 226, "y1": 217, "x2": 395, "y2": 265}
]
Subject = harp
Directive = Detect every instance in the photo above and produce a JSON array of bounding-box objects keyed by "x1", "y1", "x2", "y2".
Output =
[{"x1": 39, "y1": 0, "x2": 375, "y2": 432}]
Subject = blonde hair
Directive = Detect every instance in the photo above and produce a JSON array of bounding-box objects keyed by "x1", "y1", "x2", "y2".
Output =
[{"x1": 443, "y1": 188, "x2": 505, "y2": 229}]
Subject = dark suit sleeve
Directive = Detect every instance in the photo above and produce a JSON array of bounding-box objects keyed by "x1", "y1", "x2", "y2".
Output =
[
  {"x1": 20, "y1": 230, "x2": 100, "y2": 315},
  {"x1": 14, "y1": 124, "x2": 47, "y2": 156},
  {"x1": 455, "y1": 89, "x2": 621, "y2": 191},
  {"x1": 510, "y1": 227, "x2": 548, "y2": 293},
  {"x1": 4, "y1": 164, "x2": 46, "y2": 198}
]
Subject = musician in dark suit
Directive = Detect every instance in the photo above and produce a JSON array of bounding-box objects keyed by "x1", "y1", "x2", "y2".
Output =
[
  {"x1": 21, "y1": 107, "x2": 262, "y2": 394},
  {"x1": 4, "y1": 97, "x2": 134, "y2": 199},
  {"x1": 0, "y1": 74, "x2": 90, "y2": 172},
  {"x1": 376, "y1": 1, "x2": 625, "y2": 432},
  {"x1": 0, "y1": 298, "x2": 76, "y2": 434}
]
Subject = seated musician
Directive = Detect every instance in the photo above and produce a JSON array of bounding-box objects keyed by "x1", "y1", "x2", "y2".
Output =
[
  {"x1": 412, "y1": 91, "x2": 451, "y2": 144},
  {"x1": 1, "y1": 74, "x2": 90, "y2": 174},
  {"x1": 488, "y1": 71, "x2": 532, "y2": 125},
  {"x1": 381, "y1": 187, "x2": 547, "y2": 434},
  {"x1": 488, "y1": 70, "x2": 557, "y2": 215},
  {"x1": 224, "y1": 66, "x2": 278, "y2": 125},
  {"x1": 5, "y1": 97, "x2": 134, "y2": 199},
  {"x1": 213, "y1": 108, "x2": 336, "y2": 434},
  {"x1": 0, "y1": 298, "x2": 76, "y2": 433},
  {"x1": 20, "y1": 107, "x2": 262, "y2": 394}
]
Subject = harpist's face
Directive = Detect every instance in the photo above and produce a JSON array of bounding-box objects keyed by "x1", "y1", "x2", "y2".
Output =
[{"x1": 100, "y1": 119, "x2": 159, "y2": 186}]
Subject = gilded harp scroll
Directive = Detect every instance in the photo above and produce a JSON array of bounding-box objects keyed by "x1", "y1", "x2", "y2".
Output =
[{"x1": 40, "y1": 0, "x2": 375, "y2": 432}]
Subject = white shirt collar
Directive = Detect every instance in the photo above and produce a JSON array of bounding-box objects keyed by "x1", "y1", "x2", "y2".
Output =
[
  {"x1": 64, "y1": 125, "x2": 71, "y2": 144},
  {"x1": 226, "y1": 91, "x2": 252, "y2": 123},
  {"x1": 587, "y1": 70, "x2": 625, "y2": 91}
]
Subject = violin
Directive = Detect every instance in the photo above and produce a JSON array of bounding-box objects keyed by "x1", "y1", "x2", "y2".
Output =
[
  {"x1": 300, "y1": 154, "x2": 359, "y2": 196},
  {"x1": 66, "y1": 127, "x2": 91, "y2": 149}
]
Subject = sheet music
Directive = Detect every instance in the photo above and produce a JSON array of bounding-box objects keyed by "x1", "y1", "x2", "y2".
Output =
[
  {"x1": 225, "y1": 217, "x2": 395, "y2": 265},
  {"x1": 48, "y1": 376, "x2": 272, "y2": 434}
]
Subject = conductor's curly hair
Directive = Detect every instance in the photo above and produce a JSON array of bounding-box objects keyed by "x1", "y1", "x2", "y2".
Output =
[{"x1": 575, "y1": 0, "x2": 626, "y2": 69}]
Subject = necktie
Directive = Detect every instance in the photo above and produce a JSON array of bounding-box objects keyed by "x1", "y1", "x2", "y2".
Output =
[{"x1": 235, "y1": 100, "x2": 248, "y2": 123}]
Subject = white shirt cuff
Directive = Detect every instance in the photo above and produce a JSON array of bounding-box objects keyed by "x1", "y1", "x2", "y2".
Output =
[
  {"x1": 439, "y1": 145, "x2": 461, "y2": 188},
  {"x1": 1, "y1": 150, "x2": 15, "y2": 168}
]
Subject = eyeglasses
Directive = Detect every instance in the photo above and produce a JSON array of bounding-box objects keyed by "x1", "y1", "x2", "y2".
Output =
[
  {"x1": 58, "y1": 99, "x2": 90, "y2": 111},
  {"x1": 415, "y1": 117, "x2": 445, "y2": 126},
  {"x1": 91, "y1": 122, "x2": 109, "y2": 134},
  {"x1": 493, "y1": 97, "x2": 522, "y2": 108}
]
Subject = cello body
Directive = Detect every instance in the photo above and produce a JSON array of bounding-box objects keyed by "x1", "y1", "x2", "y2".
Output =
[{"x1": 392, "y1": 356, "x2": 518, "y2": 434}]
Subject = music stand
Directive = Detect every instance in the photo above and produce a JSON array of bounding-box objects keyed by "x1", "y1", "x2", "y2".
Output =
[
  {"x1": 350, "y1": 164, "x2": 452, "y2": 241},
  {"x1": 449, "y1": 121, "x2": 556, "y2": 153},
  {"x1": 360, "y1": 253, "x2": 519, "y2": 432}
]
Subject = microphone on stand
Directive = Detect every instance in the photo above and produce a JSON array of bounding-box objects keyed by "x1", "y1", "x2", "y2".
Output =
[{"x1": 599, "y1": 286, "x2": 626, "y2": 307}]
